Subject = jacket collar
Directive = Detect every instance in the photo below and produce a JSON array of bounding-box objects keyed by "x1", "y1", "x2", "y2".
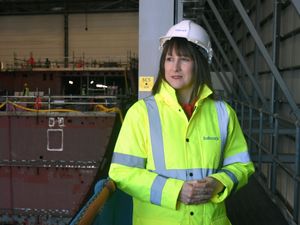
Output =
[{"x1": 156, "y1": 80, "x2": 213, "y2": 107}]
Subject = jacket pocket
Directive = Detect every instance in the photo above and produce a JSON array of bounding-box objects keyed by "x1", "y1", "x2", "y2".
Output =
[{"x1": 211, "y1": 216, "x2": 231, "y2": 225}]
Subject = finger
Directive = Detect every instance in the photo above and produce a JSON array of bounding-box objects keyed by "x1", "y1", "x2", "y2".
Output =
[
  {"x1": 191, "y1": 181, "x2": 209, "y2": 189},
  {"x1": 189, "y1": 195, "x2": 211, "y2": 205},
  {"x1": 187, "y1": 180, "x2": 206, "y2": 187},
  {"x1": 193, "y1": 188, "x2": 214, "y2": 200},
  {"x1": 192, "y1": 185, "x2": 212, "y2": 193}
]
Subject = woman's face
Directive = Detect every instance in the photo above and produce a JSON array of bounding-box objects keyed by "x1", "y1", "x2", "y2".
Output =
[{"x1": 164, "y1": 48, "x2": 194, "y2": 93}]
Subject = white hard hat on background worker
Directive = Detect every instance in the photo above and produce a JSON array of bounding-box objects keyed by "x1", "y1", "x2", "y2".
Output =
[{"x1": 159, "y1": 20, "x2": 213, "y2": 63}]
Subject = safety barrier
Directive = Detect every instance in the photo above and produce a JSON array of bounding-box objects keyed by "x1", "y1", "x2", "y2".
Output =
[
  {"x1": 69, "y1": 179, "x2": 132, "y2": 225},
  {"x1": 232, "y1": 99, "x2": 300, "y2": 225},
  {"x1": 0, "y1": 94, "x2": 124, "y2": 121}
]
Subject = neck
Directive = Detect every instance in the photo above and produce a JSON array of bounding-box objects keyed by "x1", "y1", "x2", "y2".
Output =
[{"x1": 176, "y1": 89, "x2": 193, "y2": 104}]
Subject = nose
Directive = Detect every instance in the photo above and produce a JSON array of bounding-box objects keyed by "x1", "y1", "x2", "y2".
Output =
[{"x1": 172, "y1": 59, "x2": 181, "y2": 71}]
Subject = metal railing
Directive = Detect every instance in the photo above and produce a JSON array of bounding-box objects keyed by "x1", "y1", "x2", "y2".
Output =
[
  {"x1": 0, "y1": 93, "x2": 127, "y2": 122},
  {"x1": 1, "y1": 95, "x2": 116, "y2": 111},
  {"x1": 231, "y1": 99, "x2": 300, "y2": 225}
]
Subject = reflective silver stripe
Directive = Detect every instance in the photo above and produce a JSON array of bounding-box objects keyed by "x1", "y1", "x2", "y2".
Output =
[
  {"x1": 219, "y1": 169, "x2": 238, "y2": 193},
  {"x1": 215, "y1": 102, "x2": 240, "y2": 191},
  {"x1": 215, "y1": 101, "x2": 229, "y2": 155},
  {"x1": 153, "y1": 168, "x2": 217, "y2": 181},
  {"x1": 215, "y1": 101, "x2": 229, "y2": 169},
  {"x1": 143, "y1": 97, "x2": 229, "y2": 178},
  {"x1": 112, "y1": 152, "x2": 146, "y2": 168},
  {"x1": 112, "y1": 152, "x2": 217, "y2": 180},
  {"x1": 223, "y1": 151, "x2": 251, "y2": 166},
  {"x1": 150, "y1": 175, "x2": 167, "y2": 205},
  {"x1": 144, "y1": 96, "x2": 166, "y2": 170}
]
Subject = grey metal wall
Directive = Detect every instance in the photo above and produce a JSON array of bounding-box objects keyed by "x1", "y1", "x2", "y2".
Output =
[
  {"x1": 0, "y1": 15, "x2": 64, "y2": 65},
  {"x1": 235, "y1": 1, "x2": 300, "y2": 109},
  {"x1": 138, "y1": 0, "x2": 174, "y2": 99},
  {"x1": 198, "y1": 1, "x2": 300, "y2": 224},
  {"x1": 237, "y1": 3, "x2": 300, "y2": 223},
  {"x1": 69, "y1": 13, "x2": 138, "y2": 62},
  {"x1": 0, "y1": 13, "x2": 138, "y2": 67}
]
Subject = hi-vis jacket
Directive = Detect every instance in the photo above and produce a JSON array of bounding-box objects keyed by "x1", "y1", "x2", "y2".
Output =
[{"x1": 109, "y1": 80, "x2": 255, "y2": 225}]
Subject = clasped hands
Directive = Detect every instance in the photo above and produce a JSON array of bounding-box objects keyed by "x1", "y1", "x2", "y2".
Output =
[{"x1": 179, "y1": 177, "x2": 224, "y2": 205}]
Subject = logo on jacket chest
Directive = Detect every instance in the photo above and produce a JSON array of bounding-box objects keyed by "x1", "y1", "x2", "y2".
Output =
[{"x1": 203, "y1": 136, "x2": 219, "y2": 141}]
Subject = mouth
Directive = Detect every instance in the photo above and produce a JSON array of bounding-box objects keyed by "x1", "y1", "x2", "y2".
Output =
[{"x1": 171, "y1": 75, "x2": 182, "y2": 79}]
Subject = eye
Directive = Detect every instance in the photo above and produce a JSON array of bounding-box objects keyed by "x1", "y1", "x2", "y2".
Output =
[
  {"x1": 165, "y1": 56, "x2": 173, "y2": 61},
  {"x1": 181, "y1": 56, "x2": 191, "y2": 61}
]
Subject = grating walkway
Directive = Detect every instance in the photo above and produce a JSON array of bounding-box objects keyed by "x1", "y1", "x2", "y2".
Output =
[{"x1": 226, "y1": 175, "x2": 289, "y2": 225}]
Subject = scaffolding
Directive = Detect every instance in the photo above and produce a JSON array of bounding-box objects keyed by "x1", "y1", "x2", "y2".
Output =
[{"x1": 184, "y1": 0, "x2": 300, "y2": 224}]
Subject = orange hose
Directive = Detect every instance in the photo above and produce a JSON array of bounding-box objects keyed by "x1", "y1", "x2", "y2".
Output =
[{"x1": 95, "y1": 104, "x2": 123, "y2": 122}]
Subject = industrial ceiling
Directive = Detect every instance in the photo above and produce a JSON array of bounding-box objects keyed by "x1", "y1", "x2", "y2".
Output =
[
  {"x1": 0, "y1": 0, "x2": 239, "y2": 42},
  {"x1": 0, "y1": 0, "x2": 139, "y2": 15},
  {"x1": 0, "y1": 0, "x2": 235, "y2": 20}
]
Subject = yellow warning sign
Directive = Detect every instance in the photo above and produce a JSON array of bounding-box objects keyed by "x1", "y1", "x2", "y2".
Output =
[{"x1": 139, "y1": 76, "x2": 154, "y2": 91}]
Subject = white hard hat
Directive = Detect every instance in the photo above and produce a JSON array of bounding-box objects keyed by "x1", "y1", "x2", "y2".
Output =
[{"x1": 160, "y1": 20, "x2": 213, "y2": 63}]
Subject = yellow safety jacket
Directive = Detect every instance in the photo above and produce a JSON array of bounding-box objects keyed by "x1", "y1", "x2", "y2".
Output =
[{"x1": 109, "y1": 80, "x2": 255, "y2": 225}]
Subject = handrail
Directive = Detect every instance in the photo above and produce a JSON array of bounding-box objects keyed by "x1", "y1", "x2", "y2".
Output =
[
  {"x1": 0, "y1": 94, "x2": 125, "y2": 122},
  {"x1": 231, "y1": 99, "x2": 300, "y2": 224},
  {"x1": 2, "y1": 53, "x2": 138, "y2": 73},
  {"x1": 69, "y1": 179, "x2": 116, "y2": 225},
  {"x1": 231, "y1": 98, "x2": 298, "y2": 125}
]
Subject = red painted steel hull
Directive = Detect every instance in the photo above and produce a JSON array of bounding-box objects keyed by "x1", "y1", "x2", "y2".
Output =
[{"x1": 0, "y1": 112, "x2": 117, "y2": 224}]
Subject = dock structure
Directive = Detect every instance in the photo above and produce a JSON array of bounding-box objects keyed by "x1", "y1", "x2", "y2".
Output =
[{"x1": 0, "y1": 1, "x2": 300, "y2": 225}]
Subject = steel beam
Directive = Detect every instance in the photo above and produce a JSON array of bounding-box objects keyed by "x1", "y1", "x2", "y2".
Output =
[
  {"x1": 211, "y1": 62, "x2": 231, "y2": 97},
  {"x1": 213, "y1": 54, "x2": 239, "y2": 99},
  {"x1": 202, "y1": 16, "x2": 251, "y2": 104},
  {"x1": 207, "y1": 0, "x2": 267, "y2": 107},
  {"x1": 64, "y1": 13, "x2": 69, "y2": 68},
  {"x1": 295, "y1": 125, "x2": 300, "y2": 223},
  {"x1": 174, "y1": 0, "x2": 183, "y2": 23},
  {"x1": 231, "y1": 0, "x2": 300, "y2": 120},
  {"x1": 253, "y1": 0, "x2": 261, "y2": 106},
  {"x1": 138, "y1": 0, "x2": 174, "y2": 99},
  {"x1": 251, "y1": 154, "x2": 296, "y2": 164},
  {"x1": 290, "y1": 0, "x2": 300, "y2": 16},
  {"x1": 270, "y1": 0, "x2": 281, "y2": 116}
]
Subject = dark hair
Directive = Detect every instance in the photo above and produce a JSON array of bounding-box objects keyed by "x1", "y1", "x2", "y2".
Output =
[{"x1": 152, "y1": 37, "x2": 213, "y2": 102}]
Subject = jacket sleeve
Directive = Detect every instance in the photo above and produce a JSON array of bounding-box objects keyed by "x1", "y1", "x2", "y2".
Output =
[
  {"x1": 108, "y1": 100, "x2": 183, "y2": 210},
  {"x1": 210, "y1": 103, "x2": 255, "y2": 203}
]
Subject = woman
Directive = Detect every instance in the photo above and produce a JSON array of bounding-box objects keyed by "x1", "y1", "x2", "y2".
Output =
[{"x1": 109, "y1": 20, "x2": 254, "y2": 225}]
